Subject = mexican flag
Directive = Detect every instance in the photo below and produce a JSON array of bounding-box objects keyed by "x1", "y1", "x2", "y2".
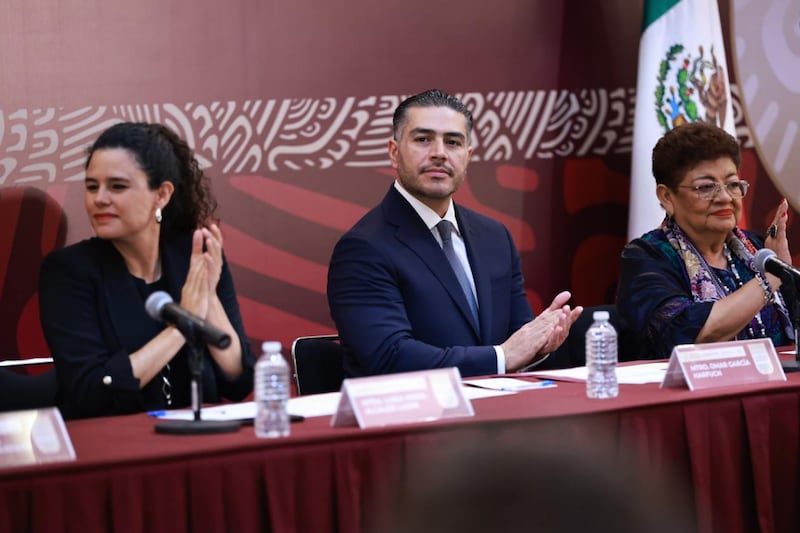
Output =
[{"x1": 628, "y1": 0, "x2": 736, "y2": 240}]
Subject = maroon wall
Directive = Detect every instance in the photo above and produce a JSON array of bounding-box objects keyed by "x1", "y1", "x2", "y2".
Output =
[{"x1": 0, "y1": 0, "x2": 796, "y2": 356}]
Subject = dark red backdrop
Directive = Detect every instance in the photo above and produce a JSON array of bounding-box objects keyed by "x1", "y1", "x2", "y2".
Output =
[{"x1": 0, "y1": 0, "x2": 795, "y2": 358}]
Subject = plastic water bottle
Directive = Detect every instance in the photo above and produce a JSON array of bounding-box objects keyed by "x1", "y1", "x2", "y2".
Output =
[
  {"x1": 585, "y1": 311, "x2": 619, "y2": 399},
  {"x1": 255, "y1": 341, "x2": 290, "y2": 438}
]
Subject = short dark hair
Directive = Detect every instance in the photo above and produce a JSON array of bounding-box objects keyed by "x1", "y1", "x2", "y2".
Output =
[
  {"x1": 86, "y1": 122, "x2": 217, "y2": 235},
  {"x1": 392, "y1": 89, "x2": 474, "y2": 141},
  {"x1": 652, "y1": 122, "x2": 741, "y2": 189}
]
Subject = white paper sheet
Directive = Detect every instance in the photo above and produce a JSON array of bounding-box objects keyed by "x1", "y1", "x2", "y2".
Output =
[
  {"x1": 0, "y1": 357, "x2": 54, "y2": 367},
  {"x1": 463, "y1": 377, "x2": 557, "y2": 392},
  {"x1": 288, "y1": 392, "x2": 341, "y2": 417},
  {"x1": 461, "y1": 385, "x2": 516, "y2": 399},
  {"x1": 148, "y1": 402, "x2": 256, "y2": 422},
  {"x1": 148, "y1": 393, "x2": 344, "y2": 422},
  {"x1": 148, "y1": 384, "x2": 515, "y2": 422},
  {"x1": 523, "y1": 361, "x2": 669, "y2": 385}
]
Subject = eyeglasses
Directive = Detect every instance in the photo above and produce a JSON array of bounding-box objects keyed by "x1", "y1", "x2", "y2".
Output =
[{"x1": 676, "y1": 180, "x2": 749, "y2": 201}]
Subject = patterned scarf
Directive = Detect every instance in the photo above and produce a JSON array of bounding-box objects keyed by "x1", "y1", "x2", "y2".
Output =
[{"x1": 662, "y1": 216, "x2": 794, "y2": 340}]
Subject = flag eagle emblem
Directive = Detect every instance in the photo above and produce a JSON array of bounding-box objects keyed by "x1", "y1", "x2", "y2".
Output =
[{"x1": 654, "y1": 44, "x2": 729, "y2": 133}]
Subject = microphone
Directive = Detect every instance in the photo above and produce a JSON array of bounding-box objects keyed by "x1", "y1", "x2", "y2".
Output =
[
  {"x1": 754, "y1": 248, "x2": 800, "y2": 284},
  {"x1": 145, "y1": 291, "x2": 232, "y2": 349}
]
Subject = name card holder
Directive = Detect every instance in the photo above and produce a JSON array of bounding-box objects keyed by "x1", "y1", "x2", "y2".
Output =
[
  {"x1": 332, "y1": 367, "x2": 474, "y2": 428},
  {"x1": 0, "y1": 407, "x2": 76, "y2": 468},
  {"x1": 661, "y1": 338, "x2": 786, "y2": 391}
]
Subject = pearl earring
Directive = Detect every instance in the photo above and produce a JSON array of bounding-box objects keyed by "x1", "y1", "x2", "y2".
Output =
[{"x1": 155, "y1": 207, "x2": 162, "y2": 224}]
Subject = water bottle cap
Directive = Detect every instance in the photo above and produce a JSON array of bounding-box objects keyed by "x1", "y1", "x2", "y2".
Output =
[
  {"x1": 262, "y1": 341, "x2": 282, "y2": 354},
  {"x1": 592, "y1": 310, "x2": 610, "y2": 321}
]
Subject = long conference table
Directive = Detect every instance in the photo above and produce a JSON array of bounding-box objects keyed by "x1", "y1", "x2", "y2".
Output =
[{"x1": 2, "y1": 367, "x2": 800, "y2": 533}]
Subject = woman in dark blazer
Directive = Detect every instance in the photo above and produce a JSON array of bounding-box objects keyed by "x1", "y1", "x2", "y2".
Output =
[{"x1": 39, "y1": 122, "x2": 254, "y2": 419}]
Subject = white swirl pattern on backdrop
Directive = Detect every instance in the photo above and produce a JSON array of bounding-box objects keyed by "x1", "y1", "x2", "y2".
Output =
[{"x1": 0, "y1": 87, "x2": 753, "y2": 187}]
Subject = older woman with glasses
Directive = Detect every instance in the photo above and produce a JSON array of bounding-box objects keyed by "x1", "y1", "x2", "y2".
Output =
[{"x1": 617, "y1": 122, "x2": 794, "y2": 359}]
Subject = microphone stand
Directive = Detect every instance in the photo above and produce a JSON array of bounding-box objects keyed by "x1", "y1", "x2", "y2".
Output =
[
  {"x1": 155, "y1": 321, "x2": 241, "y2": 435},
  {"x1": 778, "y1": 274, "x2": 800, "y2": 373}
]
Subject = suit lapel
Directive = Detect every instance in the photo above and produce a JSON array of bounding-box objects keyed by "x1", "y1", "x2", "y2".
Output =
[
  {"x1": 159, "y1": 233, "x2": 191, "y2": 304},
  {"x1": 457, "y1": 208, "x2": 491, "y2": 343},
  {"x1": 97, "y1": 241, "x2": 157, "y2": 354},
  {"x1": 383, "y1": 188, "x2": 481, "y2": 337}
]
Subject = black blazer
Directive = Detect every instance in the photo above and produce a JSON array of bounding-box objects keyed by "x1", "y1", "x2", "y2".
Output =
[
  {"x1": 39, "y1": 233, "x2": 254, "y2": 419},
  {"x1": 327, "y1": 185, "x2": 534, "y2": 378}
]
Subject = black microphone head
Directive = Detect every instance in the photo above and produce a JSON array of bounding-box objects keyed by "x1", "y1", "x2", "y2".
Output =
[
  {"x1": 145, "y1": 291, "x2": 173, "y2": 321},
  {"x1": 754, "y1": 248, "x2": 777, "y2": 274}
]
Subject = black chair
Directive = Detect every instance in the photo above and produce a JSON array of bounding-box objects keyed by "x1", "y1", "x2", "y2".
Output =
[
  {"x1": 538, "y1": 305, "x2": 639, "y2": 369},
  {"x1": 0, "y1": 358, "x2": 58, "y2": 412},
  {"x1": 290, "y1": 335, "x2": 345, "y2": 395}
]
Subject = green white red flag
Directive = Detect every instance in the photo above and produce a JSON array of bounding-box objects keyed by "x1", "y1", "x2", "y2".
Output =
[{"x1": 628, "y1": 0, "x2": 736, "y2": 240}]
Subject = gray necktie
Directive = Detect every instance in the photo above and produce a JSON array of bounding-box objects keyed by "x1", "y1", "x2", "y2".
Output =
[{"x1": 437, "y1": 220, "x2": 479, "y2": 327}]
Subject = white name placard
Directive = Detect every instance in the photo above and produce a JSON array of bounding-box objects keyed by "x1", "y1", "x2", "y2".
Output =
[
  {"x1": 0, "y1": 407, "x2": 75, "y2": 469},
  {"x1": 661, "y1": 338, "x2": 785, "y2": 391},
  {"x1": 332, "y1": 367, "x2": 474, "y2": 428}
]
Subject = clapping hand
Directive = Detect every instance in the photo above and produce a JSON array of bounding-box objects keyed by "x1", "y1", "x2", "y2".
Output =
[
  {"x1": 766, "y1": 198, "x2": 791, "y2": 265},
  {"x1": 502, "y1": 291, "x2": 583, "y2": 372},
  {"x1": 180, "y1": 228, "x2": 216, "y2": 319}
]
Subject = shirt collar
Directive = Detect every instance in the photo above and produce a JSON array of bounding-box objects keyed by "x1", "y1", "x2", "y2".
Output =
[{"x1": 394, "y1": 180, "x2": 461, "y2": 235}]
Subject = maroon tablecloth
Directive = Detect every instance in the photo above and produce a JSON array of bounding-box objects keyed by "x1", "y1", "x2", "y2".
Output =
[{"x1": 2, "y1": 374, "x2": 800, "y2": 533}]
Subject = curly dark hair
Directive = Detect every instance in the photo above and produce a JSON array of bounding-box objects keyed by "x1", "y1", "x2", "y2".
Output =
[
  {"x1": 652, "y1": 122, "x2": 741, "y2": 189},
  {"x1": 85, "y1": 122, "x2": 217, "y2": 234},
  {"x1": 392, "y1": 89, "x2": 474, "y2": 142}
]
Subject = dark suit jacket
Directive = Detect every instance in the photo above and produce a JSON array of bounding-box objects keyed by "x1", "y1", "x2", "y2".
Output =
[
  {"x1": 39, "y1": 233, "x2": 254, "y2": 419},
  {"x1": 327, "y1": 185, "x2": 534, "y2": 378}
]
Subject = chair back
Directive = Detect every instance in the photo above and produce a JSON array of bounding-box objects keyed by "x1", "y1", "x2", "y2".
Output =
[
  {"x1": 0, "y1": 187, "x2": 67, "y2": 366},
  {"x1": 0, "y1": 358, "x2": 57, "y2": 412},
  {"x1": 291, "y1": 335, "x2": 345, "y2": 395}
]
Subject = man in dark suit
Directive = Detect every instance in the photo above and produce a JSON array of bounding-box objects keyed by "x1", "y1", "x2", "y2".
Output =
[{"x1": 327, "y1": 89, "x2": 582, "y2": 378}]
